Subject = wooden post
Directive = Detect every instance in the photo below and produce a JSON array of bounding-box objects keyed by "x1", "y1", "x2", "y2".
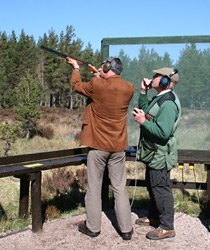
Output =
[
  {"x1": 100, "y1": 40, "x2": 109, "y2": 60},
  {"x1": 19, "y1": 175, "x2": 30, "y2": 218},
  {"x1": 30, "y1": 172, "x2": 42, "y2": 232},
  {"x1": 206, "y1": 164, "x2": 210, "y2": 217}
]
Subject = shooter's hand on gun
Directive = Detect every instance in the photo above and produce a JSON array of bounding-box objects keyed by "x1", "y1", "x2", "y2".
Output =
[
  {"x1": 66, "y1": 57, "x2": 102, "y2": 78},
  {"x1": 66, "y1": 57, "x2": 80, "y2": 69},
  {"x1": 140, "y1": 78, "x2": 152, "y2": 94}
]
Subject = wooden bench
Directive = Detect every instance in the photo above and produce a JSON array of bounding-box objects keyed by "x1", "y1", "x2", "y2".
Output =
[
  {"x1": 0, "y1": 147, "x2": 88, "y2": 232},
  {"x1": 0, "y1": 146, "x2": 210, "y2": 232}
]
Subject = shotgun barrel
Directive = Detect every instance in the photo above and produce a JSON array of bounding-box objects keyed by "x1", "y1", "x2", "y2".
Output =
[{"x1": 40, "y1": 45, "x2": 98, "y2": 73}]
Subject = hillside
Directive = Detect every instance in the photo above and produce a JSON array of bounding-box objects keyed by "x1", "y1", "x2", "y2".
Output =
[{"x1": 0, "y1": 107, "x2": 84, "y2": 156}]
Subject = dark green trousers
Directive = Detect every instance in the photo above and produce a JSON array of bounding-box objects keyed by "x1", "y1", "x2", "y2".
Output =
[{"x1": 146, "y1": 166, "x2": 174, "y2": 230}]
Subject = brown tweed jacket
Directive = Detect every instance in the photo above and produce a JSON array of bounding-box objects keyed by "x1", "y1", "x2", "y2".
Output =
[{"x1": 70, "y1": 71, "x2": 135, "y2": 152}]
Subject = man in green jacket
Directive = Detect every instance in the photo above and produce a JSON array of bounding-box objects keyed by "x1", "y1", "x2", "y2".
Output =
[{"x1": 132, "y1": 67, "x2": 181, "y2": 240}]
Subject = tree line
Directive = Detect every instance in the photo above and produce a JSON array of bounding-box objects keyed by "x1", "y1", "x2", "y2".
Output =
[
  {"x1": 0, "y1": 25, "x2": 101, "y2": 109},
  {"x1": 1, "y1": 26, "x2": 210, "y2": 110},
  {"x1": 119, "y1": 44, "x2": 210, "y2": 110}
]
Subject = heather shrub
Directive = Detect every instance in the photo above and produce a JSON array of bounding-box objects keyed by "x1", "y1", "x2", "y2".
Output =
[
  {"x1": 75, "y1": 168, "x2": 87, "y2": 191},
  {"x1": 45, "y1": 205, "x2": 61, "y2": 220},
  {"x1": 42, "y1": 168, "x2": 76, "y2": 196},
  {"x1": 38, "y1": 124, "x2": 54, "y2": 139}
]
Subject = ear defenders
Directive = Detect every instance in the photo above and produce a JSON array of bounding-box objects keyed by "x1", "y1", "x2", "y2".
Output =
[
  {"x1": 102, "y1": 57, "x2": 123, "y2": 75},
  {"x1": 159, "y1": 68, "x2": 178, "y2": 88},
  {"x1": 102, "y1": 57, "x2": 114, "y2": 73}
]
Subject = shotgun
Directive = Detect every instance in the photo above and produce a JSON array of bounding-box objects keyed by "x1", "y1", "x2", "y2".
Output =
[{"x1": 40, "y1": 45, "x2": 98, "y2": 73}]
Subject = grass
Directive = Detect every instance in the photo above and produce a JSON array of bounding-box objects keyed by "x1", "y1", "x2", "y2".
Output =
[
  {"x1": 126, "y1": 161, "x2": 208, "y2": 217},
  {"x1": 0, "y1": 177, "x2": 31, "y2": 233},
  {"x1": 128, "y1": 108, "x2": 210, "y2": 150},
  {"x1": 0, "y1": 107, "x2": 209, "y2": 234}
]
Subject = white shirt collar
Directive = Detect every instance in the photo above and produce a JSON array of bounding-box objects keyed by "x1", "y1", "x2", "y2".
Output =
[{"x1": 157, "y1": 89, "x2": 171, "y2": 96}]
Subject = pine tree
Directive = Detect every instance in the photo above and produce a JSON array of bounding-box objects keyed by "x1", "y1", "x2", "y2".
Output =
[{"x1": 15, "y1": 73, "x2": 43, "y2": 138}]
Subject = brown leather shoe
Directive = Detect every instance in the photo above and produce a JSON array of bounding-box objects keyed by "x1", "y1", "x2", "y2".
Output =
[
  {"x1": 135, "y1": 217, "x2": 159, "y2": 227},
  {"x1": 146, "y1": 227, "x2": 175, "y2": 240},
  {"x1": 120, "y1": 228, "x2": 133, "y2": 240},
  {"x1": 78, "y1": 221, "x2": 100, "y2": 238}
]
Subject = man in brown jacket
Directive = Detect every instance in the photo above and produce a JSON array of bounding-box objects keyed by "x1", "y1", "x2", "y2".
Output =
[{"x1": 66, "y1": 56, "x2": 135, "y2": 240}]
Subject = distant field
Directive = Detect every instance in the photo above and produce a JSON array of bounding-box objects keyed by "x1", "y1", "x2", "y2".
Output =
[
  {"x1": 128, "y1": 108, "x2": 210, "y2": 150},
  {"x1": 1, "y1": 107, "x2": 209, "y2": 155}
]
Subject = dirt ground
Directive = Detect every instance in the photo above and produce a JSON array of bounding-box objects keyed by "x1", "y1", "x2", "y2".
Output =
[{"x1": 0, "y1": 210, "x2": 209, "y2": 250}]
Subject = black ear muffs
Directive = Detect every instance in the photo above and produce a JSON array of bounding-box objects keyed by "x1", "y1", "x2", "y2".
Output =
[
  {"x1": 103, "y1": 58, "x2": 114, "y2": 73},
  {"x1": 102, "y1": 57, "x2": 123, "y2": 75},
  {"x1": 103, "y1": 61, "x2": 111, "y2": 73},
  {"x1": 159, "y1": 68, "x2": 178, "y2": 88},
  {"x1": 159, "y1": 75, "x2": 171, "y2": 88}
]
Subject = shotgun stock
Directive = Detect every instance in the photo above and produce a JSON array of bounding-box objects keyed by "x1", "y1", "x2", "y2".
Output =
[{"x1": 40, "y1": 45, "x2": 98, "y2": 73}]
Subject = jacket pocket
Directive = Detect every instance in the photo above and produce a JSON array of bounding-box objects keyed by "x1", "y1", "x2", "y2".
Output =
[{"x1": 137, "y1": 139, "x2": 157, "y2": 164}]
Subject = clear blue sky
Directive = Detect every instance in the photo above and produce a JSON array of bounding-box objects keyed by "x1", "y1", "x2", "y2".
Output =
[{"x1": 1, "y1": 0, "x2": 210, "y2": 60}]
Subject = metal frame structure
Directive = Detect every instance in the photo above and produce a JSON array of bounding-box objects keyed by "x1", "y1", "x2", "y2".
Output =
[{"x1": 101, "y1": 35, "x2": 210, "y2": 60}]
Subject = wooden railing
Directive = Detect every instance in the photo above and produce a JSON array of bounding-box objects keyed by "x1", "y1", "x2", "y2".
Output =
[
  {"x1": 0, "y1": 146, "x2": 209, "y2": 232},
  {"x1": 126, "y1": 146, "x2": 210, "y2": 190},
  {"x1": 0, "y1": 147, "x2": 88, "y2": 232}
]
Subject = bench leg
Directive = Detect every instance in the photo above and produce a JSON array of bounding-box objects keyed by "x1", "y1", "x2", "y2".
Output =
[
  {"x1": 19, "y1": 176, "x2": 30, "y2": 218},
  {"x1": 30, "y1": 171, "x2": 42, "y2": 232},
  {"x1": 207, "y1": 164, "x2": 210, "y2": 217}
]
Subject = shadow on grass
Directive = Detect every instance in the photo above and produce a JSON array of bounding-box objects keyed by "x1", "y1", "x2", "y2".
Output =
[
  {"x1": 0, "y1": 203, "x2": 7, "y2": 221},
  {"x1": 41, "y1": 187, "x2": 86, "y2": 223}
]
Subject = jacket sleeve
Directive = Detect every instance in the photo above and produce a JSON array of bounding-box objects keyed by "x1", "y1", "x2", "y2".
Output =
[
  {"x1": 138, "y1": 93, "x2": 149, "y2": 110},
  {"x1": 70, "y1": 70, "x2": 94, "y2": 97}
]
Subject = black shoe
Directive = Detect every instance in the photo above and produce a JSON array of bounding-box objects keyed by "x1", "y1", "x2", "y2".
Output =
[
  {"x1": 135, "y1": 217, "x2": 159, "y2": 227},
  {"x1": 78, "y1": 221, "x2": 100, "y2": 238},
  {"x1": 121, "y1": 228, "x2": 133, "y2": 240}
]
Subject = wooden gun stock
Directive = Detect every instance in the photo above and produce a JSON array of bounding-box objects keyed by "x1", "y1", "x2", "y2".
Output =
[{"x1": 40, "y1": 45, "x2": 98, "y2": 73}]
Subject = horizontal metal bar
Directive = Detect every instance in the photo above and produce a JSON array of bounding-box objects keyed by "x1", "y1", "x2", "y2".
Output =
[
  {"x1": 126, "y1": 179, "x2": 207, "y2": 190},
  {"x1": 101, "y1": 35, "x2": 210, "y2": 46}
]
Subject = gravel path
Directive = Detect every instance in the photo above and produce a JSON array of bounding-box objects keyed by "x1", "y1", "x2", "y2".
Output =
[{"x1": 0, "y1": 211, "x2": 209, "y2": 250}]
